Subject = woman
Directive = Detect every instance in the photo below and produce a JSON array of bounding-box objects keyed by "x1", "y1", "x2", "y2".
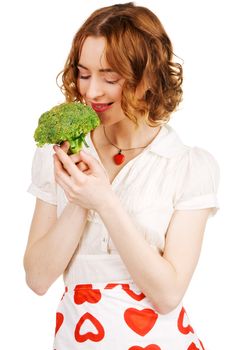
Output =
[{"x1": 24, "y1": 3, "x2": 220, "y2": 349}]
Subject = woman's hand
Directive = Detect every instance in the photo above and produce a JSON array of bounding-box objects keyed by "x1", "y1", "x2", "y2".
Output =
[
  {"x1": 59, "y1": 141, "x2": 90, "y2": 173},
  {"x1": 53, "y1": 142, "x2": 114, "y2": 211}
]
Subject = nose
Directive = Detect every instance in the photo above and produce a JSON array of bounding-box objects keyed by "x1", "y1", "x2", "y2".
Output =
[{"x1": 85, "y1": 77, "x2": 104, "y2": 101}]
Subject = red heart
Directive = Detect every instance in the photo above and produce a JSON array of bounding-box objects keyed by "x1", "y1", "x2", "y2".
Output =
[
  {"x1": 75, "y1": 312, "x2": 105, "y2": 343},
  {"x1": 187, "y1": 343, "x2": 199, "y2": 350},
  {"x1": 61, "y1": 286, "x2": 68, "y2": 301},
  {"x1": 187, "y1": 341, "x2": 205, "y2": 350},
  {"x1": 123, "y1": 286, "x2": 146, "y2": 301},
  {"x1": 105, "y1": 283, "x2": 145, "y2": 301},
  {"x1": 128, "y1": 345, "x2": 161, "y2": 350},
  {"x1": 177, "y1": 307, "x2": 194, "y2": 335},
  {"x1": 55, "y1": 312, "x2": 64, "y2": 335},
  {"x1": 74, "y1": 284, "x2": 101, "y2": 304},
  {"x1": 124, "y1": 308, "x2": 158, "y2": 336},
  {"x1": 199, "y1": 339, "x2": 205, "y2": 350}
]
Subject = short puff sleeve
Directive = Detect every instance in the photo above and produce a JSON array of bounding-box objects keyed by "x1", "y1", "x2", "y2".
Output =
[
  {"x1": 174, "y1": 147, "x2": 220, "y2": 217},
  {"x1": 27, "y1": 144, "x2": 57, "y2": 205}
]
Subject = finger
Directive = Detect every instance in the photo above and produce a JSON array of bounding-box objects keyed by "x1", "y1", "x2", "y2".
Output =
[
  {"x1": 60, "y1": 141, "x2": 70, "y2": 154},
  {"x1": 69, "y1": 154, "x2": 89, "y2": 172},
  {"x1": 69, "y1": 153, "x2": 82, "y2": 164},
  {"x1": 53, "y1": 145, "x2": 85, "y2": 181},
  {"x1": 53, "y1": 153, "x2": 70, "y2": 179},
  {"x1": 77, "y1": 161, "x2": 89, "y2": 172},
  {"x1": 79, "y1": 150, "x2": 100, "y2": 173},
  {"x1": 55, "y1": 172, "x2": 72, "y2": 195},
  {"x1": 53, "y1": 154, "x2": 76, "y2": 191}
]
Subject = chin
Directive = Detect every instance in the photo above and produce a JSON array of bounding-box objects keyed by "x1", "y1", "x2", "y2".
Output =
[{"x1": 98, "y1": 117, "x2": 123, "y2": 126}]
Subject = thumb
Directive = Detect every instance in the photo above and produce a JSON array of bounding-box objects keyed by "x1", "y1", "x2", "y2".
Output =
[{"x1": 79, "y1": 150, "x2": 100, "y2": 172}]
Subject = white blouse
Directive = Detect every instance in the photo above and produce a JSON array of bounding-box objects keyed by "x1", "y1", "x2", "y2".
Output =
[{"x1": 27, "y1": 124, "x2": 220, "y2": 284}]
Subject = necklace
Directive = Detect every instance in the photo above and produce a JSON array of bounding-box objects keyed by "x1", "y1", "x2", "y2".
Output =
[{"x1": 103, "y1": 126, "x2": 152, "y2": 165}]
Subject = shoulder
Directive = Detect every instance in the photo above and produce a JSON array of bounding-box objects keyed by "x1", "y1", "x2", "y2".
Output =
[
  {"x1": 28, "y1": 144, "x2": 57, "y2": 205},
  {"x1": 172, "y1": 132, "x2": 220, "y2": 194},
  {"x1": 155, "y1": 125, "x2": 221, "y2": 214},
  {"x1": 169, "y1": 124, "x2": 221, "y2": 189},
  {"x1": 33, "y1": 143, "x2": 54, "y2": 157},
  {"x1": 30, "y1": 144, "x2": 55, "y2": 184},
  {"x1": 179, "y1": 145, "x2": 220, "y2": 176},
  {"x1": 31, "y1": 144, "x2": 54, "y2": 168},
  {"x1": 31, "y1": 143, "x2": 54, "y2": 158},
  {"x1": 157, "y1": 124, "x2": 220, "y2": 171},
  {"x1": 173, "y1": 145, "x2": 220, "y2": 215}
]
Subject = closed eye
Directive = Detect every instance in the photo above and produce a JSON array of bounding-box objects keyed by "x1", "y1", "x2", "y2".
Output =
[
  {"x1": 79, "y1": 75, "x2": 90, "y2": 79},
  {"x1": 106, "y1": 80, "x2": 119, "y2": 84},
  {"x1": 79, "y1": 76, "x2": 119, "y2": 84}
]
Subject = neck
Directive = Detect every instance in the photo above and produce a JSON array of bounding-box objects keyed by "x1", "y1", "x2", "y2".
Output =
[{"x1": 102, "y1": 119, "x2": 161, "y2": 149}]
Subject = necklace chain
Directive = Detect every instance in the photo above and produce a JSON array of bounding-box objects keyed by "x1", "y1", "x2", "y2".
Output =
[{"x1": 103, "y1": 126, "x2": 149, "y2": 152}]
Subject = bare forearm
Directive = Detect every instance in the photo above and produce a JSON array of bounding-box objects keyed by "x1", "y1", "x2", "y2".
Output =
[
  {"x1": 24, "y1": 203, "x2": 87, "y2": 294},
  {"x1": 98, "y1": 195, "x2": 178, "y2": 314}
]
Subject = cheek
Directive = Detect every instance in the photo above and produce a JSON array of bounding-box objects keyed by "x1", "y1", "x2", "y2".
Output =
[
  {"x1": 110, "y1": 85, "x2": 123, "y2": 101},
  {"x1": 77, "y1": 80, "x2": 86, "y2": 95}
]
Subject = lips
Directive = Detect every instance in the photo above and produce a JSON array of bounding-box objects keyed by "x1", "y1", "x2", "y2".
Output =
[{"x1": 91, "y1": 102, "x2": 113, "y2": 112}]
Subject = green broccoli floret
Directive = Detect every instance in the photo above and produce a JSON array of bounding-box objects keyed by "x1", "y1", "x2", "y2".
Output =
[{"x1": 34, "y1": 102, "x2": 100, "y2": 154}]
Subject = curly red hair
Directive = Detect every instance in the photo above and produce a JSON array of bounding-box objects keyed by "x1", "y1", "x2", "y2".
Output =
[{"x1": 57, "y1": 2, "x2": 183, "y2": 127}]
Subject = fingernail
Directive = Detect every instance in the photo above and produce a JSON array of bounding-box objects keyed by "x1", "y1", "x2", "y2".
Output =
[{"x1": 53, "y1": 145, "x2": 59, "y2": 151}]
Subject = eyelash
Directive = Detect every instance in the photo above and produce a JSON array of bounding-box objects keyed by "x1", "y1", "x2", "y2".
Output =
[{"x1": 79, "y1": 76, "x2": 118, "y2": 85}]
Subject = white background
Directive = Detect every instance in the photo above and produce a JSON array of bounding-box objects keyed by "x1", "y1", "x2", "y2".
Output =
[{"x1": 0, "y1": 0, "x2": 232, "y2": 349}]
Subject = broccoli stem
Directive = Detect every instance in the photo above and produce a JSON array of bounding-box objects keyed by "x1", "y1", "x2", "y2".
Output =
[{"x1": 68, "y1": 134, "x2": 89, "y2": 154}]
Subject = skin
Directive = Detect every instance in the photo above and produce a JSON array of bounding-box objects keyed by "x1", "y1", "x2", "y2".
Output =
[
  {"x1": 77, "y1": 36, "x2": 161, "y2": 148},
  {"x1": 24, "y1": 36, "x2": 212, "y2": 314}
]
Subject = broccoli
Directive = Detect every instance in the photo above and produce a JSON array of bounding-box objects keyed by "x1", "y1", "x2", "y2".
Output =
[{"x1": 34, "y1": 102, "x2": 100, "y2": 154}]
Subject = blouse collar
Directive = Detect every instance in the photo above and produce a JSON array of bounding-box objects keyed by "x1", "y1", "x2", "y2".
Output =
[{"x1": 147, "y1": 124, "x2": 187, "y2": 159}]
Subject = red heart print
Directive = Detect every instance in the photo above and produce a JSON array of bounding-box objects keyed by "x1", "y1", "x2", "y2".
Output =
[
  {"x1": 128, "y1": 345, "x2": 161, "y2": 350},
  {"x1": 187, "y1": 343, "x2": 199, "y2": 350},
  {"x1": 123, "y1": 287, "x2": 146, "y2": 301},
  {"x1": 177, "y1": 307, "x2": 194, "y2": 335},
  {"x1": 199, "y1": 339, "x2": 205, "y2": 350},
  {"x1": 55, "y1": 312, "x2": 64, "y2": 335},
  {"x1": 74, "y1": 284, "x2": 101, "y2": 304},
  {"x1": 61, "y1": 286, "x2": 68, "y2": 301},
  {"x1": 104, "y1": 283, "x2": 145, "y2": 301},
  {"x1": 124, "y1": 308, "x2": 158, "y2": 336},
  {"x1": 187, "y1": 341, "x2": 205, "y2": 350},
  {"x1": 75, "y1": 312, "x2": 105, "y2": 343}
]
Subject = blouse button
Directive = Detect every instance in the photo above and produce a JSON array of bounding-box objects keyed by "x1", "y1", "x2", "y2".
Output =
[{"x1": 101, "y1": 236, "x2": 110, "y2": 253}]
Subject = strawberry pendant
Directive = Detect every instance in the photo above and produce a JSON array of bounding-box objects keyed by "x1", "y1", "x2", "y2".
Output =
[{"x1": 114, "y1": 150, "x2": 125, "y2": 165}]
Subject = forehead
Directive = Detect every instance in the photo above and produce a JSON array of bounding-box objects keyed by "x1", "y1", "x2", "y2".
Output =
[{"x1": 79, "y1": 36, "x2": 109, "y2": 69}]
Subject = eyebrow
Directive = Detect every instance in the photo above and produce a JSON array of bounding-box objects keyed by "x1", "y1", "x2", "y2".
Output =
[{"x1": 77, "y1": 63, "x2": 115, "y2": 73}]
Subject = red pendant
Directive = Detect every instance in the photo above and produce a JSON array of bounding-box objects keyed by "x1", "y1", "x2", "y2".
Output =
[{"x1": 114, "y1": 150, "x2": 125, "y2": 165}]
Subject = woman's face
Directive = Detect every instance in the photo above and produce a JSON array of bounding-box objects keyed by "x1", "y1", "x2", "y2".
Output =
[{"x1": 77, "y1": 36, "x2": 126, "y2": 126}]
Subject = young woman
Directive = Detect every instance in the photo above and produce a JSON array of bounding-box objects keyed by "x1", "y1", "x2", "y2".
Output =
[{"x1": 24, "y1": 3, "x2": 220, "y2": 349}]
